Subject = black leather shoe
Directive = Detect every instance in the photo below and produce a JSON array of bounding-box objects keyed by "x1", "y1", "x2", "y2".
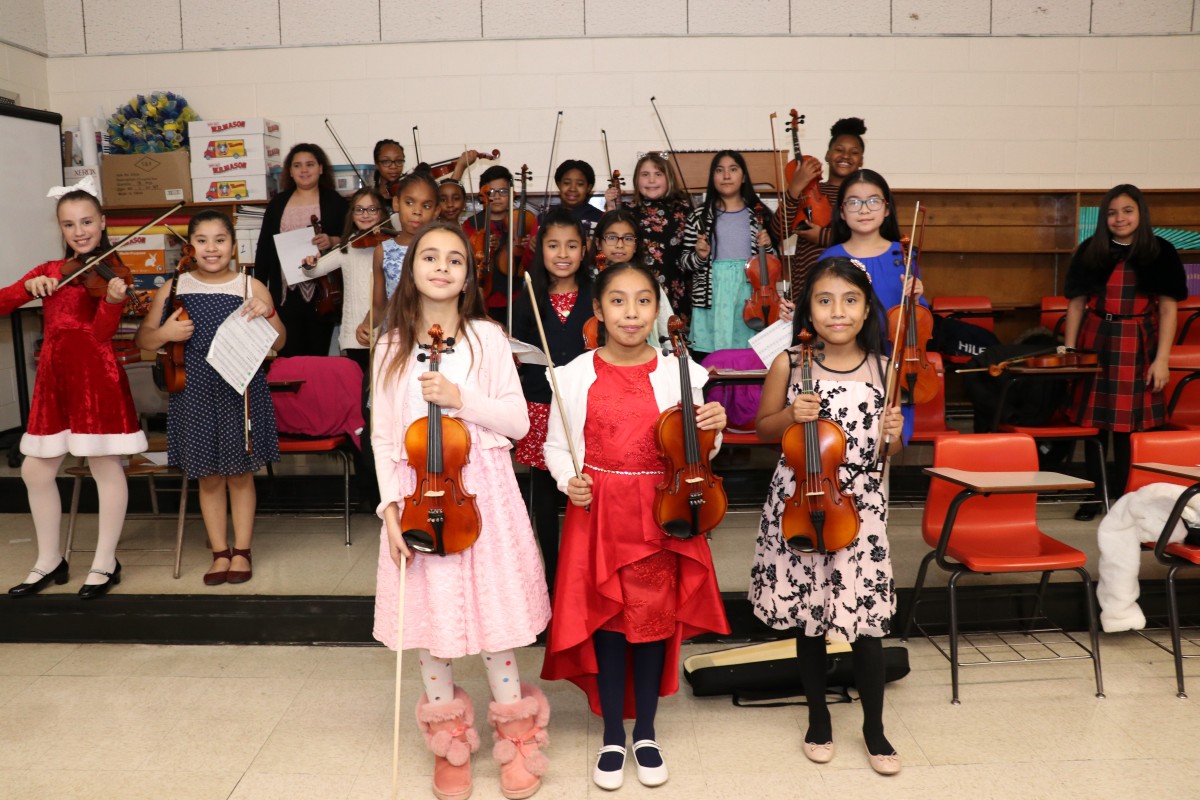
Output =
[
  {"x1": 8, "y1": 559, "x2": 69, "y2": 597},
  {"x1": 1074, "y1": 503, "x2": 1100, "y2": 522},
  {"x1": 78, "y1": 561, "x2": 121, "y2": 600}
]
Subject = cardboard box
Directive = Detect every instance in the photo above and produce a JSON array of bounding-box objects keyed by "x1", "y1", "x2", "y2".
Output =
[
  {"x1": 191, "y1": 133, "x2": 282, "y2": 163},
  {"x1": 111, "y1": 233, "x2": 183, "y2": 273},
  {"x1": 188, "y1": 118, "x2": 281, "y2": 138},
  {"x1": 192, "y1": 174, "x2": 276, "y2": 203},
  {"x1": 190, "y1": 153, "x2": 283, "y2": 179},
  {"x1": 62, "y1": 166, "x2": 102, "y2": 202},
  {"x1": 100, "y1": 151, "x2": 193, "y2": 208}
]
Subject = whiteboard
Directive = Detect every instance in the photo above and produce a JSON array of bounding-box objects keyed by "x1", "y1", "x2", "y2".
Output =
[{"x1": 0, "y1": 104, "x2": 64, "y2": 286}]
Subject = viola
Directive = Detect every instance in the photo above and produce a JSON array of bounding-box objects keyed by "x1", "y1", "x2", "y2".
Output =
[
  {"x1": 743, "y1": 206, "x2": 783, "y2": 331},
  {"x1": 779, "y1": 330, "x2": 860, "y2": 554},
  {"x1": 309, "y1": 214, "x2": 343, "y2": 319},
  {"x1": 59, "y1": 250, "x2": 147, "y2": 313},
  {"x1": 653, "y1": 316, "x2": 728, "y2": 539},
  {"x1": 884, "y1": 228, "x2": 937, "y2": 406},
  {"x1": 152, "y1": 242, "x2": 195, "y2": 394},
  {"x1": 400, "y1": 324, "x2": 482, "y2": 556},
  {"x1": 581, "y1": 252, "x2": 605, "y2": 350},
  {"x1": 427, "y1": 148, "x2": 500, "y2": 181},
  {"x1": 783, "y1": 109, "x2": 833, "y2": 230}
]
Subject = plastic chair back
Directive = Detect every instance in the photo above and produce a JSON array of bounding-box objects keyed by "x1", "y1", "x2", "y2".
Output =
[
  {"x1": 911, "y1": 352, "x2": 957, "y2": 440},
  {"x1": 1165, "y1": 346, "x2": 1200, "y2": 428},
  {"x1": 932, "y1": 296, "x2": 995, "y2": 333},
  {"x1": 1040, "y1": 296, "x2": 1069, "y2": 338},
  {"x1": 1127, "y1": 431, "x2": 1200, "y2": 493}
]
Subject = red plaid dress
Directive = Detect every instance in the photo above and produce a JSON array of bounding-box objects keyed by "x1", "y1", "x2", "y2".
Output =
[{"x1": 1074, "y1": 259, "x2": 1163, "y2": 431}]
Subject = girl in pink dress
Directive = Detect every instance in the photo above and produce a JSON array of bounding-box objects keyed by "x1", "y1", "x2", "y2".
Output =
[{"x1": 371, "y1": 221, "x2": 551, "y2": 800}]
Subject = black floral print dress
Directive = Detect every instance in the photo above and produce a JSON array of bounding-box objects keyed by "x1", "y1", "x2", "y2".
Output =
[
  {"x1": 632, "y1": 197, "x2": 691, "y2": 319},
  {"x1": 749, "y1": 355, "x2": 895, "y2": 639}
]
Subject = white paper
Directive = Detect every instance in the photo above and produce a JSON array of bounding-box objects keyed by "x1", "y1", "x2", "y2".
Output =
[
  {"x1": 274, "y1": 227, "x2": 319, "y2": 287},
  {"x1": 141, "y1": 451, "x2": 170, "y2": 466},
  {"x1": 205, "y1": 309, "x2": 278, "y2": 394},
  {"x1": 783, "y1": 233, "x2": 798, "y2": 257},
  {"x1": 749, "y1": 318, "x2": 794, "y2": 368},
  {"x1": 509, "y1": 338, "x2": 549, "y2": 366}
]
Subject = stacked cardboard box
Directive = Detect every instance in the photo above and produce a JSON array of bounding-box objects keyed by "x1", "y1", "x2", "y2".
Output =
[{"x1": 189, "y1": 118, "x2": 282, "y2": 203}]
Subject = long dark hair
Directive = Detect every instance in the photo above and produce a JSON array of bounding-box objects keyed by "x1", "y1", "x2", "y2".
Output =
[
  {"x1": 699, "y1": 150, "x2": 766, "y2": 260},
  {"x1": 1077, "y1": 183, "x2": 1159, "y2": 275},
  {"x1": 56, "y1": 190, "x2": 112, "y2": 258},
  {"x1": 527, "y1": 207, "x2": 589, "y2": 315},
  {"x1": 593, "y1": 207, "x2": 646, "y2": 267},
  {"x1": 793, "y1": 256, "x2": 888, "y2": 384},
  {"x1": 187, "y1": 209, "x2": 235, "y2": 239},
  {"x1": 377, "y1": 221, "x2": 491, "y2": 387},
  {"x1": 279, "y1": 143, "x2": 337, "y2": 193},
  {"x1": 830, "y1": 169, "x2": 901, "y2": 244}
]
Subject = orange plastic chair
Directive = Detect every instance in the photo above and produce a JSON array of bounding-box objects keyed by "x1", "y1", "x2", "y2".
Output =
[
  {"x1": 1175, "y1": 297, "x2": 1200, "y2": 346},
  {"x1": 932, "y1": 296, "x2": 995, "y2": 366},
  {"x1": 1164, "y1": 346, "x2": 1200, "y2": 431},
  {"x1": 1127, "y1": 431, "x2": 1200, "y2": 697},
  {"x1": 274, "y1": 434, "x2": 354, "y2": 546},
  {"x1": 1040, "y1": 296, "x2": 1069, "y2": 338},
  {"x1": 910, "y1": 352, "x2": 959, "y2": 445},
  {"x1": 902, "y1": 433, "x2": 1104, "y2": 703}
]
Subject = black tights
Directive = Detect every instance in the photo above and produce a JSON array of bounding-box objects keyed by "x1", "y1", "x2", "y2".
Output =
[
  {"x1": 796, "y1": 633, "x2": 892, "y2": 756},
  {"x1": 529, "y1": 468, "x2": 563, "y2": 597},
  {"x1": 594, "y1": 630, "x2": 667, "y2": 766},
  {"x1": 1083, "y1": 429, "x2": 1131, "y2": 505}
]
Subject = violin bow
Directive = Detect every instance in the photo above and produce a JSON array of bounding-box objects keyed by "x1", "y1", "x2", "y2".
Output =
[
  {"x1": 522, "y1": 273, "x2": 586, "y2": 492},
  {"x1": 412, "y1": 126, "x2": 422, "y2": 164},
  {"x1": 542, "y1": 111, "x2": 563, "y2": 213},
  {"x1": 59, "y1": 202, "x2": 185, "y2": 286},
  {"x1": 241, "y1": 265, "x2": 254, "y2": 456},
  {"x1": 769, "y1": 112, "x2": 794, "y2": 303},
  {"x1": 649, "y1": 96, "x2": 694, "y2": 210},
  {"x1": 600, "y1": 128, "x2": 613, "y2": 184},
  {"x1": 507, "y1": 178, "x2": 516, "y2": 334},
  {"x1": 876, "y1": 202, "x2": 921, "y2": 469},
  {"x1": 323, "y1": 118, "x2": 365, "y2": 188}
]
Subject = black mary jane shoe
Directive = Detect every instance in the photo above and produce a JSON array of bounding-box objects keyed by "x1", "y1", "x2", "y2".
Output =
[
  {"x1": 8, "y1": 559, "x2": 70, "y2": 597},
  {"x1": 78, "y1": 561, "x2": 121, "y2": 600}
]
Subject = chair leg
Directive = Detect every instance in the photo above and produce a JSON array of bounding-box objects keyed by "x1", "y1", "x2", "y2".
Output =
[
  {"x1": 1165, "y1": 565, "x2": 1187, "y2": 699},
  {"x1": 1073, "y1": 567, "x2": 1105, "y2": 699},
  {"x1": 339, "y1": 449, "x2": 352, "y2": 546},
  {"x1": 64, "y1": 476, "x2": 83, "y2": 562},
  {"x1": 1027, "y1": 571, "x2": 1053, "y2": 630},
  {"x1": 1086, "y1": 438, "x2": 1111, "y2": 511},
  {"x1": 148, "y1": 473, "x2": 160, "y2": 516},
  {"x1": 173, "y1": 477, "x2": 189, "y2": 579},
  {"x1": 902, "y1": 550, "x2": 937, "y2": 641},
  {"x1": 948, "y1": 570, "x2": 964, "y2": 705}
]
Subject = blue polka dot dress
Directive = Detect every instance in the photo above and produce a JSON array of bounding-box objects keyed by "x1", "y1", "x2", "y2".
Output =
[{"x1": 167, "y1": 271, "x2": 280, "y2": 477}]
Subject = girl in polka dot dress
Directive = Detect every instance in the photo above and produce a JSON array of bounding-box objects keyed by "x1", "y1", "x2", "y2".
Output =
[
  {"x1": 136, "y1": 211, "x2": 285, "y2": 587},
  {"x1": 370, "y1": 222, "x2": 552, "y2": 800}
]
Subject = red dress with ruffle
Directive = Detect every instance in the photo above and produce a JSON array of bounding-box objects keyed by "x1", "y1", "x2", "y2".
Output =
[
  {"x1": 540, "y1": 355, "x2": 729, "y2": 717},
  {"x1": 0, "y1": 262, "x2": 145, "y2": 458}
]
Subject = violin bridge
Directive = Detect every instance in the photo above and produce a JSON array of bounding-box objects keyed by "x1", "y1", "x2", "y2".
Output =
[
  {"x1": 684, "y1": 476, "x2": 704, "y2": 485},
  {"x1": 424, "y1": 490, "x2": 446, "y2": 498}
]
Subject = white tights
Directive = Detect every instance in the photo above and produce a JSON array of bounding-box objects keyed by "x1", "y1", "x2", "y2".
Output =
[
  {"x1": 418, "y1": 648, "x2": 522, "y2": 705},
  {"x1": 21, "y1": 454, "x2": 127, "y2": 585}
]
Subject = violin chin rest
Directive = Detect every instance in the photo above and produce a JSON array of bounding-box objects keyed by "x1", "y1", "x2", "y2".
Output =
[{"x1": 661, "y1": 519, "x2": 699, "y2": 540}]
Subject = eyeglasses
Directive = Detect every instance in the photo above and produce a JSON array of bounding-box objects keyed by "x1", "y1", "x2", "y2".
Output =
[
  {"x1": 602, "y1": 234, "x2": 637, "y2": 245},
  {"x1": 842, "y1": 196, "x2": 886, "y2": 212},
  {"x1": 486, "y1": 188, "x2": 510, "y2": 198},
  {"x1": 377, "y1": 159, "x2": 404, "y2": 168},
  {"x1": 353, "y1": 206, "x2": 382, "y2": 215}
]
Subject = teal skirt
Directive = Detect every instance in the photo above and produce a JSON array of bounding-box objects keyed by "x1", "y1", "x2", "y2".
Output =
[{"x1": 690, "y1": 259, "x2": 756, "y2": 353}]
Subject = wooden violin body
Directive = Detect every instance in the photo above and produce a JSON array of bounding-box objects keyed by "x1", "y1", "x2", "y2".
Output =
[
  {"x1": 428, "y1": 148, "x2": 500, "y2": 181},
  {"x1": 494, "y1": 165, "x2": 535, "y2": 280},
  {"x1": 743, "y1": 207, "x2": 783, "y2": 331},
  {"x1": 400, "y1": 326, "x2": 482, "y2": 556},
  {"x1": 470, "y1": 222, "x2": 497, "y2": 298},
  {"x1": 153, "y1": 243, "x2": 196, "y2": 394},
  {"x1": 653, "y1": 316, "x2": 727, "y2": 539},
  {"x1": 783, "y1": 110, "x2": 833, "y2": 230},
  {"x1": 581, "y1": 253, "x2": 606, "y2": 350},
  {"x1": 309, "y1": 214, "x2": 343, "y2": 319},
  {"x1": 885, "y1": 301, "x2": 937, "y2": 405},
  {"x1": 60, "y1": 251, "x2": 147, "y2": 313},
  {"x1": 779, "y1": 331, "x2": 860, "y2": 554}
]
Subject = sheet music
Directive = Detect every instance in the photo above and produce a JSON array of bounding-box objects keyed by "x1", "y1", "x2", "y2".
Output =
[
  {"x1": 206, "y1": 309, "x2": 278, "y2": 394},
  {"x1": 274, "y1": 226, "x2": 319, "y2": 287},
  {"x1": 509, "y1": 338, "x2": 549, "y2": 366},
  {"x1": 749, "y1": 318, "x2": 794, "y2": 368}
]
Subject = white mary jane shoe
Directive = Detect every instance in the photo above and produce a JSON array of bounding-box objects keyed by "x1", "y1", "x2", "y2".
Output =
[
  {"x1": 632, "y1": 739, "x2": 669, "y2": 787},
  {"x1": 593, "y1": 744, "x2": 626, "y2": 790}
]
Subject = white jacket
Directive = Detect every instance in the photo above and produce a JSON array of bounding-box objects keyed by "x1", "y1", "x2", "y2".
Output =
[{"x1": 543, "y1": 349, "x2": 721, "y2": 493}]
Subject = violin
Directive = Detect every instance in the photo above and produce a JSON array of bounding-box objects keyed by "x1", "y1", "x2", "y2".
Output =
[
  {"x1": 427, "y1": 148, "x2": 500, "y2": 181},
  {"x1": 400, "y1": 324, "x2": 482, "y2": 556},
  {"x1": 581, "y1": 252, "x2": 605, "y2": 350},
  {"x1": 469, "y1": 206, "x2": 497, "y2": 298},
  {"x1": 743, "y1": 206, "x2": 783, "y2": 332},
  {"x1": 783, "y1": 109, "x2": 833, "y2": 230},
  {"x1": 152, "y1": 242, "x2": 196, "y2": 394},
  {"x1": 653, "y1": 316, "x2": 728, "y2": 539},
  {"x1": 608, "y1": 169, "x2": 625, "y2": 207},
  {"x1": 309, "y1": 215, "x2": 343, "y2": 319},
  {"x1": 495, "y1": 164, "x2": 536, "y2": 280},
  {"x1": 884, "y1": 224, "x2": 938, "y2": 406},
  {"x1": 958, "y1": 349, "x2": 1099, "y2": 377},
  {"x1": 59, "y1": 251, "x2": 147, "y2": 313},
  {"x1": 779, "y1": 329, "x2": 860, "y2": 554},
  {"x1": 349, "y1": 229, "x2": 397, "y2": 249}
]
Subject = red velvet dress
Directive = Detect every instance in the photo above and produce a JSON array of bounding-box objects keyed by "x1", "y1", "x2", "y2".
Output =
[
  {"x1": 540, "y1": 355, "x2": 729, "y2": 717},
  {"x1": 0, "y1": 262, "x2": 145, "y2": 458}
]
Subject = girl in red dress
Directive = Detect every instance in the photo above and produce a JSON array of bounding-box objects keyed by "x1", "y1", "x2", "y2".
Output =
[
  {"x1": 1064, "y1": 184, "x2": 1189, "y2": 519},
  {"x1": 541, "y1": 263, "x2": 729, "y2": 790},
  {"x1": 3, "y1": 184, "x2": 147, "y2": 599}
]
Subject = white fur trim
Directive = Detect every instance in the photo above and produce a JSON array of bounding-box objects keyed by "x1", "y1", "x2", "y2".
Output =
[{"x1": 20, "y1": 430, "x2": 148, "y2": 458}]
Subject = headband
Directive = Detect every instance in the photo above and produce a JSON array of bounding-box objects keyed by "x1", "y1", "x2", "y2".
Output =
[
  {"x1": 849, "y1": 258, "x2": 872, "y2": 284},
  {"x1": 47, "y1": 175, "x2": 99, "y2": 200}
]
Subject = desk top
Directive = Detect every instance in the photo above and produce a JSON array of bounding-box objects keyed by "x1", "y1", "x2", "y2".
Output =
[
  {"x1": 1006, "y1": 365, "x2": 1101, "y2": 375},
  {"x1": 706, "y1": 368, "x2": 768, "y2": 384},
  {"x1": 1131, "y1": 462, "x2": 1200, "y2": 482},
  {"x1": 924, "y1": 467, "x2": 1094, "y2": 493}
]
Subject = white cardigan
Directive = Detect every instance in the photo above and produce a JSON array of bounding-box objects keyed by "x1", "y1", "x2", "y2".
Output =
[
  {"x1": 301, "y1": 245, "x2": 375, "y2": 352},
  {"x1": 543, "y1": 349, "x2": 722, "y2": 493}
]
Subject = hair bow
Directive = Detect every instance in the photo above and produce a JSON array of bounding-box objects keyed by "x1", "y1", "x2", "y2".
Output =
[{"x1": 47, "y1": 175, "x2": 99, "y2": 200}]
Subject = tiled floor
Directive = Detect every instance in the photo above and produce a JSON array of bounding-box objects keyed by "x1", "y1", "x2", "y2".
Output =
[{"x1": 0, "y1": 635, "x2": 1196, "y2": 800}]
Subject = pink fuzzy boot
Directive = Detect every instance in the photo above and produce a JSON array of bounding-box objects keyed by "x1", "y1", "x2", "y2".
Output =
[
  {"x1": 416, "y1": 686, "x2": 481, "y2": 800},
  {"x1": 488, "y1": 683, "x2": 550, "y2": 799}
]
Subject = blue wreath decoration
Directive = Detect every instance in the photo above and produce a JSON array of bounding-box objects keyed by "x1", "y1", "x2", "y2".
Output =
[{"x1": 106, "y1": 91, "x2": 199, "y2": 154}]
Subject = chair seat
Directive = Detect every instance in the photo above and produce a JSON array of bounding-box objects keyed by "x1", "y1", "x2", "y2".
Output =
[
  {"x1": 910, "y1": 429, "x2": 959, "y2": 443},
  {"x1": 948, "y1": 533, "x2": 1088, "y2": 572},
  {"x1": 1141, "y1": 541, "x2": 1200, "y2": 565},
  {"x1": 721, "y1": 429, "x2": 779, "y2": 446},
  {"x1": 277, "y1": 434, "x2": 350, "y2": 453},
  {"x1": 998, "y1": 424, "x2": 1099, "y2": 438}
]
